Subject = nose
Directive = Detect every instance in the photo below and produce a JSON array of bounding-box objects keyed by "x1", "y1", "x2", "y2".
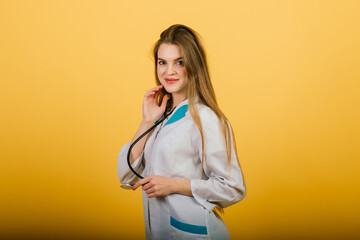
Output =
[{"x1": 166, "y1": 63, "x2": 176, "y2": 75}]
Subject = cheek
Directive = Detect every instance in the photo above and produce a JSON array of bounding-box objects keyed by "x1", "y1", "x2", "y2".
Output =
[
  {"x1": 157, "y1": 67, "x2": 165, "y2": 77},
  {"x1": 157, "y1": 70, "x2": 165, "y2": 84},
  {"x1": 180, "y1": 69, "x2": 187, "y2": 79}
]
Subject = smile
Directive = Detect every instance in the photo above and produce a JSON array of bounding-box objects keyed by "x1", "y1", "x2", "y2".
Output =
[{"x1": 165, "y1": 78, "x2": 179, "y2": 84}]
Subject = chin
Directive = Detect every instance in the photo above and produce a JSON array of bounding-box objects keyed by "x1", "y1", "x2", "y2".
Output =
[{"x1": 162, "y1": 85, "x2": 176, "y2": 93}]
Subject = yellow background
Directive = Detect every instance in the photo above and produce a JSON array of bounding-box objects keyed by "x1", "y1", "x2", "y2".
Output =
[{"x1": 1, "y1": 0, "x2": 359, "y2": 239}]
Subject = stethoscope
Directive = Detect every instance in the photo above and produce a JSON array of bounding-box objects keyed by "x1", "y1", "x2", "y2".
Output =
[{"x1": 120, "y1": 99, "x2": 175, "y2": 190}]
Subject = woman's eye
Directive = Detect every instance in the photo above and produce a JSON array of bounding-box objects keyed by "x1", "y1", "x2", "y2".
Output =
[
  {"x1": 177, "y1": 60, "x2": 184, "y2": 66},
  {"x1": 158, "y1": 61, "x2": 165, "y2": 65}
]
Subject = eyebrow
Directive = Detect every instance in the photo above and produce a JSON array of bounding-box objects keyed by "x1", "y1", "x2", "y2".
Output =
[{"x1": 157, "y1": 57, "x2": 184, "y2": 61}]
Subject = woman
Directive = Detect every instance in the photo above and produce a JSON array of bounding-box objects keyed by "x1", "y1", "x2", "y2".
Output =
[{"x1": 117, "y1": 24, "x2": 246, "y2": 239}]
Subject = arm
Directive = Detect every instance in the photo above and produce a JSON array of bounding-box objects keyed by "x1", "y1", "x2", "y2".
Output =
[
  {"x1": 117, "y1": 85, "x2": 168, "y2": 184},
  {"x1": 132, "y1": 176, "x2": 192, "y2": 198},
  {"x1": 190, "y1": 107, "x2": 246, "y2": 211},
  {"x1": 132, "y1": 107, "x2": 245, "y2": 206},
  {"x1": 128, "y1": 120, "x2": 154, "y2": 164},
  {"x1": 129, "y1": 85, "x2": 168, "y2": 164}
]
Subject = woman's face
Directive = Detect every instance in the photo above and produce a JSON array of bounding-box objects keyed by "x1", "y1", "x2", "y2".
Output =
[{"x1": 157, "y1": 43, "x2": 188, "y2": 99}]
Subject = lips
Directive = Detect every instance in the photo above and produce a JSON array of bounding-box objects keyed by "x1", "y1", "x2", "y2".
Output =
[{"x1": 165, "y1": 78, "x2": 179, "y2": 84}]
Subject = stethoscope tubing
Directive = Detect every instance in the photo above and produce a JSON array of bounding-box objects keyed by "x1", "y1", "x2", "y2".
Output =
[{"x1": 126, "y1": 105, "x2": 175, "y2": 179}]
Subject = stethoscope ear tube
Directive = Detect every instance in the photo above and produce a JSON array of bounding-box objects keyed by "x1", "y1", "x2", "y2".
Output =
[{"x1": 126, "y1": 102, "x2": 175, "y2": 180}]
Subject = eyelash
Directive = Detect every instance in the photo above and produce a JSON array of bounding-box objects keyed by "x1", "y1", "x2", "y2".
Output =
[{"x1": 158, "y1": 60, "x2": 184, "y2": 66}]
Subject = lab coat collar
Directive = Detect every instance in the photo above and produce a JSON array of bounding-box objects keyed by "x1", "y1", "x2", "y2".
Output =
[{"x1": 165, "y1": 99, "x2": 189, "y2": 125}]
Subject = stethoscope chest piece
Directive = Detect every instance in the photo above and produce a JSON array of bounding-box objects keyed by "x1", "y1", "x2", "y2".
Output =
[{"x1": 120, "y1": 183, "x2": 134, "y2": 190}]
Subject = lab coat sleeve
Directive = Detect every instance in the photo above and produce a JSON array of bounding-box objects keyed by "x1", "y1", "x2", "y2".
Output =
[
  {"x1": 117, "y1": 141, "x2": 145, "y2": 184},
  {"x1": 190, "y1": 107, "x2": 246, "y2": 211}
]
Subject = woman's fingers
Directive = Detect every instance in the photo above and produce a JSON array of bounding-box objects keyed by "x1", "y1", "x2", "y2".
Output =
[
  {"x1": 139, "y1": 179, "x2": 157, "y2": 195},
  {"x1": 144, "y1": 85, "x2": 163, "y2": 101},
  {"x1": 147, "y1": 193, "x2": 157, "y2": 198},
  {"x1": 133, "y1": 175, "x2": 174, "y2": 198},
  {"x1": 132, "y1": 176, "x2": 154, "y2": 190},
  {"x1": 146, "y1": 85, "x2": 163, "y2": 95},
  {"x1": 141, "y1": 181, "x2": 153, "y2": 191},
  {"x1": 160, "y1": 94, "x2": 168, "y2": 110},
  {"x1": 144, "y1": 92, "x2": 155, "y2": 101},
  {"x1": 144, "y1": 186, "x2": 156, "y2": 195},
  {"x1": 132, "y1": 177, "x2": 149, "y2": 190},
  {"x1": 154, "y1": 89, "x2": 160, "y2": 101},
  {"x1": 142, "y1": 85, "x2": 166, "y2": 123}
]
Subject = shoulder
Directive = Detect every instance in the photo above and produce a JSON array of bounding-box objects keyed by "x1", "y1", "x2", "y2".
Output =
[{"x1": 196, "y1": 103, "x2": 220, "y2": 126}]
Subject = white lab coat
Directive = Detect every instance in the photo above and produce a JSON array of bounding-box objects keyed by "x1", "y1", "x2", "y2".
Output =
[{"x1": 117, "y1": 99, "x2": 246, "y2": 239}]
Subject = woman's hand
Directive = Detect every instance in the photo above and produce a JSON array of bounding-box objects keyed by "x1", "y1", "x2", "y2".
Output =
[
  {"x1": 132, "y1": 175, "x2": 192, "y2": 198},
  {"x1": 132, "y1": 175, "x2": 175, "y2": 198},
  {"x1": 142, "y1": 85, "x2": 168, "y2": 124}
]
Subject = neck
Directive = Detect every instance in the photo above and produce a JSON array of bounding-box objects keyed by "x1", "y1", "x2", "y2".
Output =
[{"x1": 171, "y1": 94, "x2": 187, "y2": 109}]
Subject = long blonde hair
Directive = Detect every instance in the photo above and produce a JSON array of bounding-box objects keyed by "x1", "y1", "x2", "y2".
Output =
[{"x1": 153, "y1": 24, "x2": 241, "y2": 189}]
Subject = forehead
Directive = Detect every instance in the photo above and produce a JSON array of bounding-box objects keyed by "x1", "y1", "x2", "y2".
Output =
[{"x1": 157, "y1": 43, "x2": 183, "y2": 60}]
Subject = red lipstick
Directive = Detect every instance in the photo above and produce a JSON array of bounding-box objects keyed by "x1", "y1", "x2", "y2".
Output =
[{"x1": 165, "y1": 78, "x2": 179, "y2": 84}]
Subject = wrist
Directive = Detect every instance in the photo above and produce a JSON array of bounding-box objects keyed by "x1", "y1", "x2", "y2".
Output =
[
  {"x1": 171, "y1": 179, "x2": 191, "y2": 196},
  {"x1": 171, "y1": 178, "x2": 180, "y2": 194}
]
